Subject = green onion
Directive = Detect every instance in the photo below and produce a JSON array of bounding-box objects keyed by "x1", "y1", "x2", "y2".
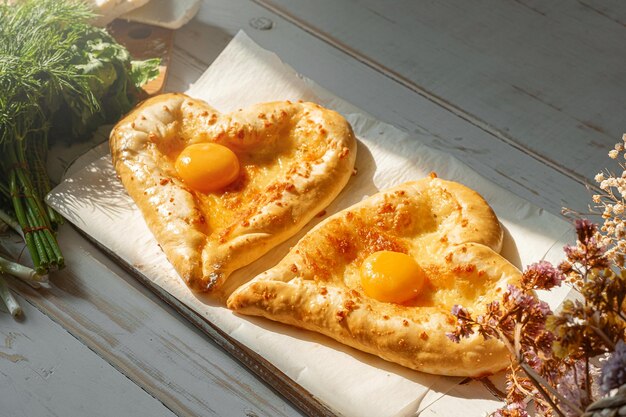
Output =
[
  {"x1": 0, "y1": 254, "x2": 47, "y2": 289},
  {"x1": 0, "y1": 209, "x2": 24, "y2": 241},
  {"x1": 0, "y1": 276, "x2": 22, "y2": 317}
]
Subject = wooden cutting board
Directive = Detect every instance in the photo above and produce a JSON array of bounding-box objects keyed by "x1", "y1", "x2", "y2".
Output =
[{"x1": 108, "y1": 20, "x2": 174, "y2": 95}]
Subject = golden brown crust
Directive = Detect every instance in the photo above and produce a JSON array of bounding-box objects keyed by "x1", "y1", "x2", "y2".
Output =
[
  {"x1": 227, "y1": 178, "x2": 519, "y2": 377},
  {"x1": 110, "y1": 93, "x2": 357, "y2": 292}
]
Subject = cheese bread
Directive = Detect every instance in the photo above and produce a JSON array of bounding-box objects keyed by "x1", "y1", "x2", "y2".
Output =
[
  {"x1": 228, "y1": 177, "x2": 520, "y2": 376},
  {"x1": 110, "y1": 93, "x2": 357, "y2": 292}
]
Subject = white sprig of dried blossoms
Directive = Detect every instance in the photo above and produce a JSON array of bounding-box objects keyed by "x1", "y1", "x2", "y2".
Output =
[{"x1": 593, "y1": 133, "x2": 626, "y2": 267}]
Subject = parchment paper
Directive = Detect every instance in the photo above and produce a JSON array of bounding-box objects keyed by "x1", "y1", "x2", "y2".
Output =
[{"x1": 47, "y1": 32, "x2": 574, "y2": 417}]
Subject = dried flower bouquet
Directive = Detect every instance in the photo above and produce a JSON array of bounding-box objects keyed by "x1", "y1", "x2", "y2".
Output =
[{"x1": 449, "y1": 136, "x2": 626, "y2": 417}]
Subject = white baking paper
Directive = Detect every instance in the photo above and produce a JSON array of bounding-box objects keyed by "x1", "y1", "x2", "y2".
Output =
[{"x1": 47, "y1": 31, "x2": 574, "y2": 417}]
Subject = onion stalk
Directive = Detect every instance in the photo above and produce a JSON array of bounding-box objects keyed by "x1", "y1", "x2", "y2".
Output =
[
  {"x1": 0, "y1": 207, "x2": 24, "y2": 241},
  {"x1": 0, "y1": 276, "x2": 22, "y2": 317},
  {"x1": 0, "y1": 254, "x2": 47, "y2": 289}
]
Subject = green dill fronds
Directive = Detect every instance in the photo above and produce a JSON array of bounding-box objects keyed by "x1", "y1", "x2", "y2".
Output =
[{"x1": 0, "y1": 0, "x2": 159, "y2": 274}]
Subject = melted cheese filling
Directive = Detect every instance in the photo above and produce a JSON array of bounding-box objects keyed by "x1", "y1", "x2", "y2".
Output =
[
  {"x1": 157, "y1": 106, "x2": 332, "y2": 237},
  {"x1": 297, "y1": 184, "x2": 502, "y2": 312}
]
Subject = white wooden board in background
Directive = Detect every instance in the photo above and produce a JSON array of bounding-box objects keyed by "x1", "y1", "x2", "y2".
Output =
[
  {"x1": 256, "y1": 0, "x2": 626, "y2": 190},
  {"x1": 172, "y1": 0, "x2": 601, "y2": 217},
  {"x1": 121, "y1": 0, "x2": 202, "y2": 29}
]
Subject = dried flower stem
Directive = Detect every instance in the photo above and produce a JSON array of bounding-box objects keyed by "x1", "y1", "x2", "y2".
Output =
[
  {"x1": 497, "y1": 326, "x2": 576, "y2": 417},
  {"x1": 581, "y1": 266, "x2": 593, "y2": 404},
  {"x1": 585, "y1": 354, "x2": 591, "y2": 406},
  {"x1": 510, "y1": 366, "x2": 535, "y2": 399},
  {"x1": 519, "y1": 362, "x2": 567, "y2": 417},
  {"x1": 520, "y1": 362, "x2": 584, "y2": 416},
  {"x1": 590, "y1": 325, "x2": 616, "y2": 350}
]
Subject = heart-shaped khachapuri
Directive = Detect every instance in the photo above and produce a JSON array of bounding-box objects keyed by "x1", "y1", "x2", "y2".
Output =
[
  {"x1": 110, "y1": 93, "x2": 357, "y2": 292},
  {"x1": 228, "y1": 177, "x2": 522, "y2": 377}
]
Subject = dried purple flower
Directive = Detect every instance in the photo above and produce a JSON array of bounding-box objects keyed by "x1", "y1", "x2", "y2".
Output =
[
  {"x1": 475, "y1": 301, "x2": 501, "y2": 340},
  {"x1": 478, "y1": 140, "x2": 626, "y2": 417},
  {"x1": 504, "y1": 364, "x2": 535, "y2": 404},
  {"x1": 492, "y1": 402, "x2": 531, "y2": 417},
  {"x1": 445, "y1": 332, "x2": 461, "y2": 343},
  {"x1": 447, "y1": 305, "x2": 475, "y2": 342},
  {"x1": 451, "y1": 304, "x2": 466, "y2": 317},
  {"x1": 600, "y1": 339, "x2": 626, "y2": 394},
  {"x1": 563, "y1": 220, "x2": 609, "y2": 272},
  {"x1": 576, "y1": 219, "x2": 597, "y2": 245},
  {"x1": 523, "y1": 349, "x2": 543, "y2": 371},
  {"x1": 504, "y1": 285, "x2": 536, "y2": 310},
  {"x1": 556, "y1": 360, "x2": 593, "y2": 416},
  {"x1": 559, "y1": 260, "x2": 574, "y2": 275},
  {"x1": 522, "y1": 261, "x2": 564, "y2": 291}
]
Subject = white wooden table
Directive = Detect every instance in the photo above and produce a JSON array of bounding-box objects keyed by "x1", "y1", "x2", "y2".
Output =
[{"x1": 2, "y1": 1, "x2": 624, "y2": 416}]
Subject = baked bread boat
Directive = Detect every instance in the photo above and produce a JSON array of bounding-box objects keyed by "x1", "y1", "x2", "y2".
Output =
[
  {"x1": 110, "y1": 93, "x2": 357, "y2": 292},
  {"x1": 228, "y1": 177, "x2": 520, "y2": 377}
]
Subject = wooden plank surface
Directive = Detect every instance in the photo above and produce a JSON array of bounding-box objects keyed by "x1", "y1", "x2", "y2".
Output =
[
  {"x1": 178, "y1": 0, "x2": 585, "y2": 218},
  {"x1": 1, "y1": 226, "x2": 302, "y2": 417},
  {"x1": 0, "y1": 291, "x2": 177, "y2": 417},
  {"x1": 3, "y1": 0, "x2": 621, "y2": 416},
  {"x1": 246, "y1": 0, "x2": 625, "y2": 215},
  {"x1": 257, "y1": 0, "x2": 626, "y2": 181}
]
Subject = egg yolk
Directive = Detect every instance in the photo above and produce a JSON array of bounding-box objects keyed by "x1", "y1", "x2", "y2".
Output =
[
  {"x1": 360, "y1": 251, "x2": 426, "y2": 304},
  {"x1": 174, "y1": 143, "x2": 240, "y2": 193}
]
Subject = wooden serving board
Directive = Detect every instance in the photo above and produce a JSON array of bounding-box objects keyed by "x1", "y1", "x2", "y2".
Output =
[
  {"x1": 108, "y1": 20, "x2": 174, "y2": 95},
  {"x1": 46, "y1": 33, "x2": 575, "y2": 417}
]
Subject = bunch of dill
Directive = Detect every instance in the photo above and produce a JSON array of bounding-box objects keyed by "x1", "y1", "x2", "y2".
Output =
[{"x1": 0, "y1": 0, "x2": 159, "y2": 275}]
